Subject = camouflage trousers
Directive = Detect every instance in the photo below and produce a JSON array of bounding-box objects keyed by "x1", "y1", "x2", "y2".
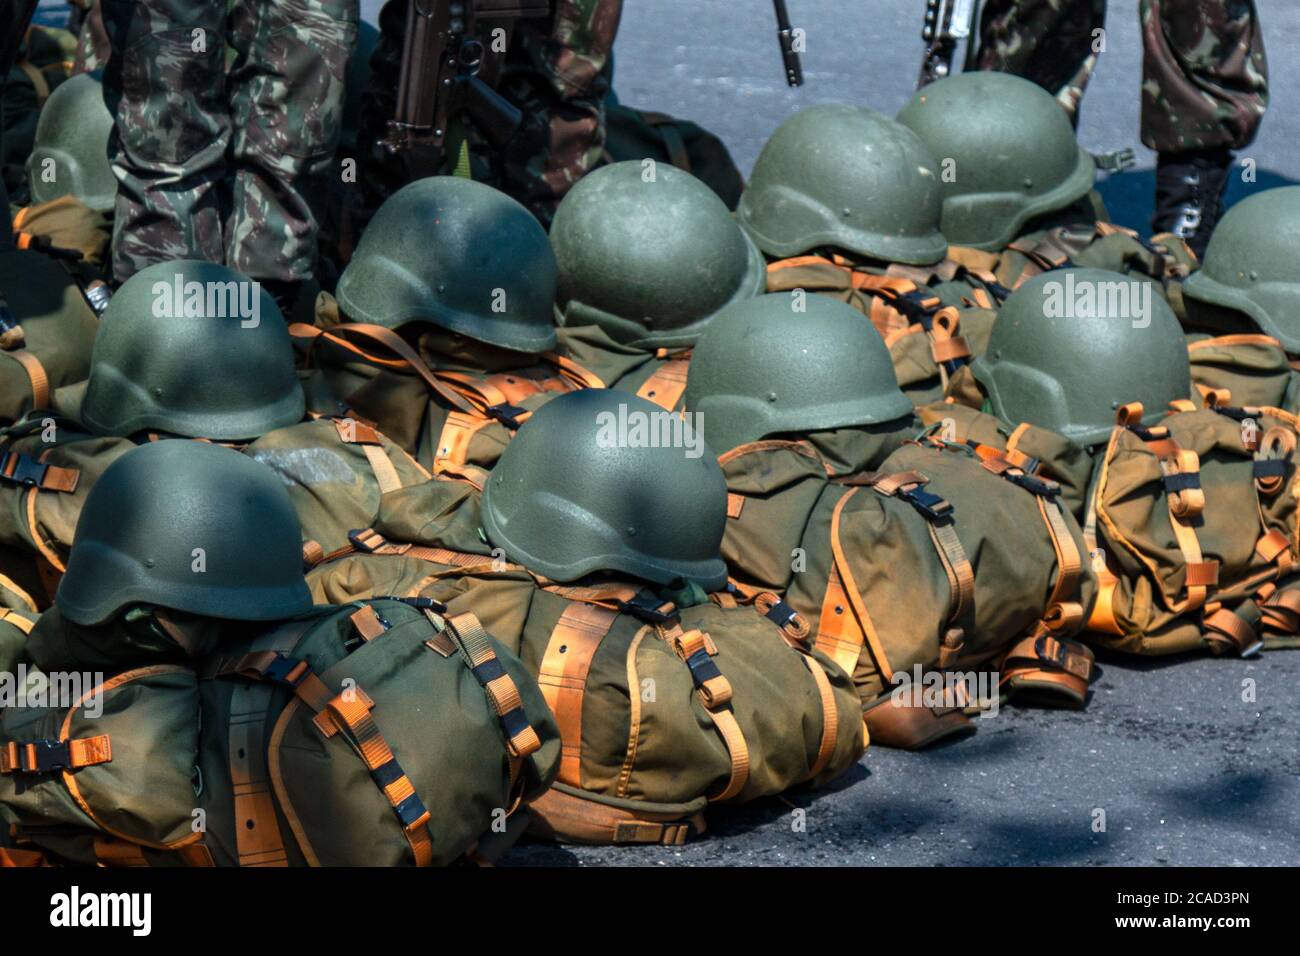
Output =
[
  {"x1": 498, "y1": 0, "x2": 624, "y2": 224},
  {"x1": 974, "y1": 0, "x2": 1268, "y2": 153},
  {"x1": 100, "y1": 0, "x2": 358, "y2": 284},
  {"x1": 70, "y1": 0, "x2": 111, "y2": 75}
]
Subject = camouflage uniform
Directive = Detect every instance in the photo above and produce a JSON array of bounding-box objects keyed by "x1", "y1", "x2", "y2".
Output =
[
  {"x1": 100, "y1": 0, "x2": 358, "y2": 285},
  {"x1": 70, "y1": 0, "x2": 111, "y2": 74},
  {"x1": 498, "y1": 0, "x2": 623, "y2": 223},
  {"x1": 360, "y1": 0, "x2": 622, "y2": 226},
  {"x1": 974, "y1": 0, "x2": 1268, "y2": 152}
]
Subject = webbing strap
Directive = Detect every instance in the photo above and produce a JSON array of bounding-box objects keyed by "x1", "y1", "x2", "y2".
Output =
[
  {"x1": 526, "y1": 785, "x2": 705, "y2": 846},
  {"x1": 819, "y1": 487, "x2": 893, "y2": 681},
  {"x1": 665, "y1": 624, "x2": 750, "y2": 801},
  {"x1": 635, "y1": 353, "x2": 691, "y2": 410},
  {"x1": 537, "y1": 602, "x2": 620, "y2": 787},
  {"x1": 0, "y1": 735, "x2": 112, "y2": 774},
  {"x1": 800, "y1": 654, "x2": 840, "y2": 780},
  {"x1": 449, "y1": 612, "x2": 543, "y2": 774},
  {"x1": 288, "y1": 322, "x2": 477, "y2": 414},
  {"x1": 1, "y1": 349, "x2": 49, "y2": 411},
  {"x1": 317, "y1": 690, "x2": 436, "y2": 866},
  {"x1": 0, "y1": 450, "x2": 78, "y2": 492}
]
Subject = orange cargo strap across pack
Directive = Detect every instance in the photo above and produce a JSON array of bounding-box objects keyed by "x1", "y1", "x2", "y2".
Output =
[{"x1": 635, "y1": 349, "x2": 692, "y2": 410}]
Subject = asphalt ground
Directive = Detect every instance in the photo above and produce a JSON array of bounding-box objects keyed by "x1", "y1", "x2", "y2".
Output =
[{"x1": 32, "y1": 0, "x2": 1300, "y2": 866}]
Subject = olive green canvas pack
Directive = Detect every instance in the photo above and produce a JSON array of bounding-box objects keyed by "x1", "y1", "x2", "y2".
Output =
[
  {"x1": 0, "y1": 607, "x2": 37, "y2": 676},
  {"x1": 1186, "y1": 333, "x2": 1299, "y2": 413},
  {"x1": 927, "y1": 395, "x2": 1300, "y2": 655},
  {"x1": 304, "y1": 478, "x2": 865, "y2": 846},
  {"x1": 762, "y1": 256, "x2": 998, "y2": 406},
  {"x1": 948, "y1": 223, "x2": 1195, "y2": 297},
  {"x1": 292, "y1": 310, "x2": 603, "y2": 471},
  {"x1": 1084, "y1": 401, "x2": 1300, "y2": 656},
  {"x1": 0, "y1": 413, "x2": 427, "y2": 609},
  {"x1": 243, "y1": 416, "x2": 430, "y2": 557},
  {"x1": 0, "y1": 600, "x2": 559, "y2": 866},
  {"x1": 0, "y1": 249, "x2": 98, "y2": 424},
  {"x1": 749, "y1": 438, "x2": 1098, "y2": 709},
  {"x1": 554, "y1": 323, "x2": 692, "y2": 411},
  {"x1": 0, "y1": 426, "x2": 134, "y2": 610},
  {"x1": 603, "y1": 104, "x2": 745, "y2": 211}
]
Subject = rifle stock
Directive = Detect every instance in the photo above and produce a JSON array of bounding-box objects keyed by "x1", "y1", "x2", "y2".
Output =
[{"x1": 385, "y1": 0, "x2": 549, "y2": 179}]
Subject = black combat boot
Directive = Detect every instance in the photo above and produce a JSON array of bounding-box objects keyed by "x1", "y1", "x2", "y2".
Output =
[{"x1": 1152, "y1": 147, "x2": 1233, "y2": 260}]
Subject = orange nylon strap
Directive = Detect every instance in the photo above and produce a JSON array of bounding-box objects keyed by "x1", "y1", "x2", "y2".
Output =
[
  {"x1": 800, "y1": 653, "x2": 840, "y2": 780},
  {"x1": 433, "y1": 409, "x2": 500, "y2": 472},
  {"x1": 1202, "y1": 607, "x2": 1260, "y2": 656},
  {"x1": 3, "y1": 350, "x2": 50, "y2": 410},
  {"x1": 542, "y1": 351, "x2": 607, "y2": 390},
  {"x1": 1258, "y1": 587, "x2": 1300, "y2": 634},
  {"x1": 537, "y1": 602, "x2": 620, "y2": 787},
  {"x1": 635, "y1": 353, "x2": 692, "y2": 410},
  {"x1": 526, "y1": 785, "x2": 704, "y2": 846},
  {"x1": 316, "y1": 689, "x2": 436, "y2": 866},
  {"x1": 998, "y1": 634, "x2": 1095, "y2": 702},
  {"x1": 449, "y1": 612, "x2": 543, "y2": 769},
  {"x1": 0, "y1": 451, "x2": 78, "y2": 492},
  {"x1": 0, "y1": 846, "x2": 51, "y2": 867},
  {"x1": 288, "y1": 322, "x2": 478, "y2": 414},
  {"x1": 821, "y1": 487, "x2": 894, "y2": 681},
  {"x1": 1255, "y1": 426, "x2": 1296, "y2": 496},
  {"x1": 0, "y1": 734, "x2": 112, "y2": 774},
  {"x1": 333, "y1": 415, "x2": 408, "y2": 496},
  {"x1": 664, "y1": 625, "x2": 750, "y2": 801}
]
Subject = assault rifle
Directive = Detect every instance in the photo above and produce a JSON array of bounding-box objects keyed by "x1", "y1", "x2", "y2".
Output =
[
  {"x1": 384, "y1": 0, "x2": 551, "y2": 179},
  {"x1": 772, "y1": 0, "x2": 803, "y2": 87},
  {"x1": 917, "y1": 0, "x2": 977, "y2": 88}
]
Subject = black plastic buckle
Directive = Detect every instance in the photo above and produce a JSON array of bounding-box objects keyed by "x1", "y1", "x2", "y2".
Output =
[
  {"x1": 487, "y1": 403, "x2": 529, "y2": 429},
  {"x1": 1005, "y1": 470, "x2": 1060, "y2": 498},
  {"x1": 392, "y1": 596, "x2": 449, "y2": 614},
  {"x1": 347, "y1": 528, "x2": 383, "y2": 553},
  {"x1": 0, "y1": 451, "x2": 47, "y2": 487},
  {"x1": 1253, "y1": 459, "x2": 1287, "y2": 480},
  {"x1": 261, "y1": 653, "x2": 308, "y2": 687},
  {"x1": 25, "y1": 740, "x2": 71, "y2": 774},
  {"x1": 619, "y1": 592, "x2": 679, "y2": 624},
  {"x1": 763, "y1": 598, "x2": 799, "y2": 629},
  {"x1": 898, "y1": 485, "x2": 953, "y2": 521}
]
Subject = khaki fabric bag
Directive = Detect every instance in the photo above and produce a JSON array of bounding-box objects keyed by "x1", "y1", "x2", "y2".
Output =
[
  {"x1": 764, "y1": 255, "x2": 998, "y2": 406},
  {"x1": 305, "y1": 478, "x2": 866, "y2": 846},
  {"x1": 0, "y1": 599, "x2": 559, "y2": 866},
  {"x1": 1186, "y1": 333, "x2": 1298, "y2": 413},
  {"x1": 1084, "y1": 398, "x2": 1300, "y2": 655},
  {"x1": 716, "y1": 435, "x2": 1098, "y2": 748},
  {"x1": 291, "y1": 310, "x2": 605, "y2": 471},
  {"x1": 949, "y1": 224, "x2": 1196, "y2": 296},
  {"x1": 553, "y1": 323, "x2": 692, "y2": 411},
  {"x1": 603, "y1": 105, "x2": 745, "y2": 210},
  {"x1": 243, "y1": 416, "x2": 430, "y2": 557},
  {"x1": 0, "y1": 249, "x2": 98, "y2": 424}
]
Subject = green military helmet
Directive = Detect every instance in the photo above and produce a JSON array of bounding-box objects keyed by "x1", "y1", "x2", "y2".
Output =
[
  {"x1": 336, "y1": 176, "x2": 557, "y2": 353},
  {"x1": 1182, "y1": 186, "x2": 1300, "y2": 353},
  {"x1": 684, "y1": 292, "x2": 913, "y2": 453},
  {"x1": 482, "y1": 389, "x2": 729, "y2": 590},
  {"x1": 736, "y1": 103, "x2": 949, "y2": 265},
  {"x1": 79, "y1": 259, "x2": 305, "y2": 441},
  {"x1": 551, "y1": 160, "x2": 766, "y2": 350},
  {"x1": 25, "y1": 70, "x2": 116, "y2": 213},
  {"x1": 56, "y1": 440, "x2": 314, "y2": 626},
  {"x1": 971, "y1": 268, "x2": 1191, "y2": 446},
  {"x1": 896, "y1": 72, "x2": 1096, "y2": 251}
]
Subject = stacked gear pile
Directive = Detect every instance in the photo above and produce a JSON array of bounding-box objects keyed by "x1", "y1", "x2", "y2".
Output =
[
  {"x1": 0, "y1": 441, "x2": 558, "y2": 866},
  {"x1": 5, "y1": 37, "x2": 1300, "y2": 866}
]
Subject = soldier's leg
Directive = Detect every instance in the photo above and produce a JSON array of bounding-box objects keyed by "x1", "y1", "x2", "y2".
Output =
[
  {"x1": 71, "y1": 1, "x2": 112, "y2": 75},
  {"x1": 225, "y1": 0, "x2": 358, "y2": 297},
  {"x1": 974, "y1": 0, "x2": 1107, "y2": 125},
  {"x1": 1143, "y1": 0, "x2": 1268, "y2": 254},
  {"x1": 100, "y1": 0, "x2": 229, "y2": 282},
  {"x1": 499, "y1": 0, "x2": 624, "y2": 224}
]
